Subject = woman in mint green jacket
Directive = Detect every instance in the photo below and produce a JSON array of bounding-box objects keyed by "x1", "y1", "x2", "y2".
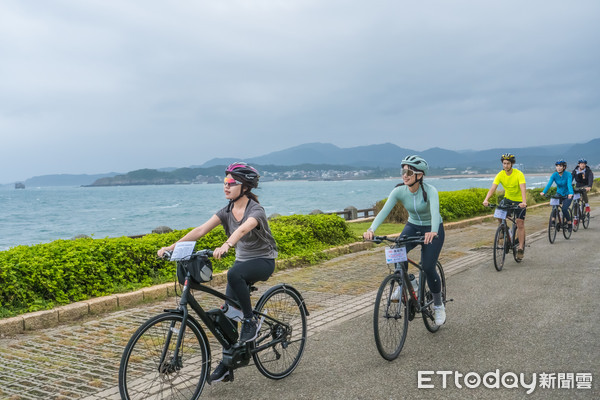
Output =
[{"x1": 363, "y1": 155, "x2": 446, "y2": 326}]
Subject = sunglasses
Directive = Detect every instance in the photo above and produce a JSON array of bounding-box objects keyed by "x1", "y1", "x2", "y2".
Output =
[
  {"x1": 223, "y1": 177, "x2": 243, "y2": 187},
  {"x1": 402, "y1": 168, "x2": 420, "y2": 177}
]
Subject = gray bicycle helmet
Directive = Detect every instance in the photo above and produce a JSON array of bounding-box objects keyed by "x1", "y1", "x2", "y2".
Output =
[{"x1": 401, "y1": 155, "x2": 429, "y2": 175}]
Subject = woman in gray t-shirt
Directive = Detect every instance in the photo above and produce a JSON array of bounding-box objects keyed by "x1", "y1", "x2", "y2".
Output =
[{"x1": 158, "y1": 163, "x2": 277, "y2": 382}]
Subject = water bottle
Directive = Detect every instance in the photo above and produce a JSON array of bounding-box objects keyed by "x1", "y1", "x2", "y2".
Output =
[
  {"x1": 221, "y1": 303, "x2": 244, "y2": 322},
  {"x1": 574, "y1": 215, "x2": 579, "y2": 226},
  {"x1": 409, "y1": 274, "x2": 418, "y2": 294}
]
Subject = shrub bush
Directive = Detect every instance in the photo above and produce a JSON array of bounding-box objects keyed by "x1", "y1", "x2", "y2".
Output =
[
  {"x1": 0, "y1": 214, "x2": 355, "y2": 317},
  {"x1": 373, "y1": 198, "x2": 408, "y2": 223}
]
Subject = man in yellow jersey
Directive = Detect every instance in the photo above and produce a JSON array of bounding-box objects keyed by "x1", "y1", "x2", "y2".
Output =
[{"x1": 483, "y1": 153, "x2": 527, "y2": 260}]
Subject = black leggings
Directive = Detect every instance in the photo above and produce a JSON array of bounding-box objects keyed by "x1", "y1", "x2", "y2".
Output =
[
  {"x1": 401, "y1": 222, "x2": 445, "y2": 294},
  {"x1": 226, "y1": 258, "x2": 275, "y2": 318}
]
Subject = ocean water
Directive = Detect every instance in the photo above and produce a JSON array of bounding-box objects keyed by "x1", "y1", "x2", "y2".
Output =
[{"x1": 0, "y1": 175, "x2": 550, "y2": 250}]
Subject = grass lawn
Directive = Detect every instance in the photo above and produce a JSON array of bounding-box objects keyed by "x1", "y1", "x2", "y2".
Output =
[{"x1": 347, "y1": 221, "x2": 405, "y2": 237}]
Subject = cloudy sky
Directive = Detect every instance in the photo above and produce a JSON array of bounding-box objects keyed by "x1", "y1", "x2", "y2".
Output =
[{"x1": 1, "y1": 0, "x2": 599, "y2": 183}]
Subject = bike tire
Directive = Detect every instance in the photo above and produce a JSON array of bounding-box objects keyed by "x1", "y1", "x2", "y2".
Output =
[
  {"x1": 119, "y1": 313, "x2": 210, "y2": 400},
  {"x1": 548, "y1": 208, "x2": 557, "y2": 244},
  {"x1": 511, "y1": 223, "x2": 524, "y2": 263},
  {"x1": 493, "y1": 224, "x2": 507, "y2": 271},
  {"x1": 572, "y1": 203, "x2": 580, "y2": 232},
  {"x1": 583, "y1": 210, "x2": 590, "y2": 229},
  {"x1": 563, "y1": 212, "x2": 572, "y2": 239},
  {"x1": 421, "y1": 262, "x2": 446, "y2": 333},
  {"x1": 252, "y1": 286, "x2": 307, "y2": 380},
  {"x1": 373, "y1": 274, "x2": 409, "y2": 360}
]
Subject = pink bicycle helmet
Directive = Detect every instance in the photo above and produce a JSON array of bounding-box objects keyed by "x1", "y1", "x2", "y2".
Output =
[{"x1": 225, "y1": 162, "x2": 260, "y2": 188}]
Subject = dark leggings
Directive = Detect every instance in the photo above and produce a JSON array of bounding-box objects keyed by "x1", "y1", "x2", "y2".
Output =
[
  {"x1": 226, "y1": 258, "x2": 275, "y2": 318},
  {"x1": 401, "y1": 222, "x2": 445, "y2": 294},
  {"x1": 560, "y1": 197, "x2": 573, "y2": 222}
]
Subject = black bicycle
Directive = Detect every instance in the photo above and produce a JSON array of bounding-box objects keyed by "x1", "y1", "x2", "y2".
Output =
[
  {"x1": 547, "y1": 195, "x2": 572, "y2": 243},
  {"x1": 571, "y1": 188, "x2": 591, "y2": 232},
  {"x1": 370, "y1": 235, "x2": 448, "y2": 361},
  {"x1": 118, "y1": 248, "x2": 308, "y2": 400},
  {"x1": 487, "y1": 203, "x2": 526, "y2": 271}
]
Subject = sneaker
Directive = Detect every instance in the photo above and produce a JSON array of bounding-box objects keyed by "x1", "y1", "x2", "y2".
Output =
[
  {"x1": 209, "y1": 362, "x2": 230, "y2": 384},
  {"x1": 390, "y1": 285, "x2": 402, "y2": 303},
  {"x1": 516, "y1": 248, "x2": 524, "y2": 260},
  {"x1": 568, "y1": 223, "x2": 573, "y2": 232},
  {"x1": 239, "y1": 317, "x2": 260, "y2": 343},
  {"x1": 433, "y1": 304, "x2": 446, "y2": 325}
]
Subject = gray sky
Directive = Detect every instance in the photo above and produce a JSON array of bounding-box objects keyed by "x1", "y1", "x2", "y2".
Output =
[{"x1": 1, "y1": 0, "x2": 599, "y2": 183}]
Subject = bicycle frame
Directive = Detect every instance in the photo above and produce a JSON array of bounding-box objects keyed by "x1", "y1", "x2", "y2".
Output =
[
  {"x1": 391, "y1": 259, "x2": 432, "y2": 317},
  {"x1": 162, "y1": 271, "x2": 303, "y2": 373}
]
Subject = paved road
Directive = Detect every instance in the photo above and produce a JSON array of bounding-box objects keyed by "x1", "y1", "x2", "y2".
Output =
[
  {"x1": 199, "y1": 218, "x2": 600, "y2": 400},
  {"x1": 0, "y1": 202, "x2": 598, "y2": 399}
]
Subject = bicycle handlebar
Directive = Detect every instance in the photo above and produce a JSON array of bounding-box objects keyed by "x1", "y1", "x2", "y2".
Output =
[
  {"x1": 485, "y1": 203, "x2": 524, "y2": 210},
  {"x1": 369, "y1": 235, "x2": 426, "y2": 245},
  {"x1": 161, "y1": 249, "x2": 214, "y2": 261}
]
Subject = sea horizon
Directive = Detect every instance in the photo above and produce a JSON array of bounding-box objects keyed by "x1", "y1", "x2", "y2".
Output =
[{"x1": 0, "y1": 175, "x2": 551, "y2": 251}]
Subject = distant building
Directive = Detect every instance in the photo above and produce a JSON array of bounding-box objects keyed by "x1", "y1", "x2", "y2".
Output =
[{"x1": 15, "y1": 182, "x2": 25, "y2": 189}]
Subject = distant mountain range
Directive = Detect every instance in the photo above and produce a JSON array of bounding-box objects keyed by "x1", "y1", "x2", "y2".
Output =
[
  {"x1": 7, "y1": 139, "x2": 599, "y2": 187},
  {"x1": 201, "y1": 139, "x2": 599, "y2": 169}
]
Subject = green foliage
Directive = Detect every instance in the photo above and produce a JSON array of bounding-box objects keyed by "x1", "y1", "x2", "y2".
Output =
[
  {"x1": 269, "y1": 214, "x2": 356, "y2": 261},
  {"x1": 0, "y1": 214, "x2": 354, "y2": 317},
  {"x1": 373, "y1": 198, "x2": 408, "y2": 223},
  {"x1": 529, "y1": 187, "x2": 556, "y2": 203},
  {"x1": 438, "y1": 188, "x2": 497, "y2": 221}
]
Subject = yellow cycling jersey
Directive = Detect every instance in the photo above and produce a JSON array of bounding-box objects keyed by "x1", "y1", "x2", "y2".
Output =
[{"x1": 493, "y1": 168, "x2": 526, "y2": 202}]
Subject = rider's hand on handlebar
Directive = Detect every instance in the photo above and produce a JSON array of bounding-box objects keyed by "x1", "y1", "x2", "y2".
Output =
[
  {"x1": 424, "y1": 232, "x2": 437, "y2": 245},
  {"x1": 519, "y1": 202, "x2": 527, "y2": 208},
  {"x1": 482, "y1": 200, "x2": 489, "y2": 207},
  {"x1": 363, "y1": 230, "x2": 374, "y2": 241},
  {"x1": 157, "y1": 246, "x2": 174, "y2": 258},
  {"x1": 213, "y1": 242, "x2": 232, "y2": 259}
]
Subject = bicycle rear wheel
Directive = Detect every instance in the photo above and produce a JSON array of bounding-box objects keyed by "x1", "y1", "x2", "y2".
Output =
[
  {"x1": 548, "y1": 208, "x2": 558, "y2": 244},
  {"x1": 119, "y1": 313, "x2": 210, "y2": 400},
  {"x1": 373, "y1": 274, "x2": 409, "y2": 360},
  {"x1": 421, "y1": 262, "x2": 446, "y2": 333},
  {"x1": 493, "y1": 224, "x2": 507, "y2": 271},
  {"x1": 583, "y1": 208, "x2": 590, "y2": 229},
  {"x1": 511, "y1": 224, "x2": 524, "y2": 263},
  {"x1": 252, "y1": 286, "x2": 307, "y2": 380},
  {"x1": 572, "y1": 203, "x2": 580, "y2": 232}
]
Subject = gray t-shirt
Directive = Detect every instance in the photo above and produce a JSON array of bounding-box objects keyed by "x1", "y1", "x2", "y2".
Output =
[{"x1": 216, "y1": 200, "x2": 278, "y2": 261}]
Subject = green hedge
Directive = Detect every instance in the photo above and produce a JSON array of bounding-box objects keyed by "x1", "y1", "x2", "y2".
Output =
[{"x1": 0, "y1": 214, "x2": 355, "y2": 317}]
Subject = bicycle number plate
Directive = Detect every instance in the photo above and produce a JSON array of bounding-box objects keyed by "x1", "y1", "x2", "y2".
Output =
[
  {"x1": 550, "y1": 198, "x2": 560, "y2": 206},
  {"x1": 385, "y1": 246, "x2": 407, "y2": 264},
  {"x1": 494, "y1": 208, "x2": 507, "y2": 219},
  {"x1": 573, "y1": 194, "x2": 580, "y2": 200}
]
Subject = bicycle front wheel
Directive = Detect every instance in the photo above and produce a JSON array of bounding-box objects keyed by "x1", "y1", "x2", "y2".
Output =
[
  {"x1": 548, "y1": 209, "x2": 558, "y2": 244},
  {"x1": 119, "y1": 313, "x2": 210, "y2": 400},
  {"x1": 493, "y1": 224, "x2": 507, "y2": 271},
  {"x1": 583, "y1": 209, "x2": 590, "y2": 229},
  {"x1": 421, "y1": 262, "x2": 446, "y2": 333},
  {"x1": 563, "y1": 213, "x2": 572, "y2": 239},
  {"x1": 252, "y1": 286, "x2": 307, "y2": 380},
  {"x1": 373, "y1": 274, "x2": 409, "y2": 360}
]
